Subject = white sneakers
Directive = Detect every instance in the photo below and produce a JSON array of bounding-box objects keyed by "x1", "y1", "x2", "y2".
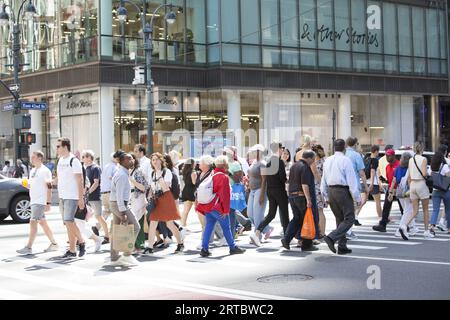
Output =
[
  {"x1": 110, "y1": 255, "x2": 139, "y2": 267},
  {"x1": 437, "y1": 221, "x2": 448, "y2": 232},
  {"x1": 180, "y1": 228, "x2": 187, "y2": 241},
  {"x1": 409, "y1": 226, "x2": 420, "y2": 236},
  {"x1": 95, "y1": 237, "x2": 104, "y2": 252},
  {"x1": 16, "y1": 247, "x2": 32, "y2": 255},
  {"x1": 44, "y1": 243, "x2": 59, "y2": 252},
  {"x1": 249, "y1": 232, "x2": 261, "y2": 247},
  {"x1": 424, "y1": 230, "x2": 435, "y2": 239}
]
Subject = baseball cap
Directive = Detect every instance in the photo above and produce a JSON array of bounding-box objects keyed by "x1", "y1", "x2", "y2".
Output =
[
  {"x1": 228, "y1": 162, "x2": 242, "y2": 175},
  {"x1": 385, "y1": 149, "x2": 395, "y2": 156}
]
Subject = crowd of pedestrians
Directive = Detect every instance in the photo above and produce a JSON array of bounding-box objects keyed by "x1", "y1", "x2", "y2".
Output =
[{"x1": 13, "y1": 134, "x2": 450, "y2": 266}]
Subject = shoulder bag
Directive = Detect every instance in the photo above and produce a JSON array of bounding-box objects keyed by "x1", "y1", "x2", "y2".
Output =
[
  {"x1": 413, "y1": 156, "x2": 433, "y2": 189},
  {"x1": 431, "y1": 164, "x2": 450, "y2": 192}
]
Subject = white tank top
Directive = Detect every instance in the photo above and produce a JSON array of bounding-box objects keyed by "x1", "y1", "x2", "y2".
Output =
[{"x1": 409, "y1": 155, "x2": 427, "y2": 180}]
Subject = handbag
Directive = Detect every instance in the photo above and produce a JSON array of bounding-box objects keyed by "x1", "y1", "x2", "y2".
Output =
[
  {"x1": 112, "y1": 223, "x2": 135, "y2": 252},
  {"x1": 230, "y1": 183, "x2": 247, "y2": 211},
  {"x1": 301, "y1": 207, "x2": 316, "y2": 240},
  {"x1": 413, "y1": 156, "x2": 433, "y2": 188},
  {"x1": 431, "y1": 164, "x2": 450, "y2": 192},
  {"x1": 395, "y1": 169, "x2": 410, "y2": 198}
]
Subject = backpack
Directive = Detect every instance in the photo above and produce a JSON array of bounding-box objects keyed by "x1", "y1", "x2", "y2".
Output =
[
  {"x1": 196, "y1": 172, "x2": 225, "y2": 204},
  {"x1": 396, "y1": 169, "x2": 409, "y2": 198},
  {"x1": 364, "y1": 157, "x2": 372, "y2": 180},
  {"x1": 152, "y1": 168, "x2": 180, "y2": 200}
]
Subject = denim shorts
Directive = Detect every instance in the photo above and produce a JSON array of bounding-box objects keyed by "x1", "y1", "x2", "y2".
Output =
[
  {"x1": 370, "y1": 185, "x2": 380, "y2": 195},
  {"x1": 59, "y1": 199, "x2": 78, "y2": 222},
  {"x1": 89, "y1": 200, "x2": 102, "y2": 217},
  {"x1": 31, "y1": 204, "x2": 46, "y2": 221}
]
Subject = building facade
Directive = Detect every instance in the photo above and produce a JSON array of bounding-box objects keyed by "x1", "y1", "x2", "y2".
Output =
[{"x1": 0, "y1": 0, "x2": 448, "y2": 165}]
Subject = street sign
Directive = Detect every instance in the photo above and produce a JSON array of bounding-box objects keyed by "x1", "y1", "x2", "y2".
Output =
[
  {"x1": 2, "y1": 102, "x2": 15, "y2": 112},
  {"x1": 1, "y1": 101, "x2": 48, "y2": 112},
  {"x1": 20, "y1": 102, "x2": 48, "y2": 111}
]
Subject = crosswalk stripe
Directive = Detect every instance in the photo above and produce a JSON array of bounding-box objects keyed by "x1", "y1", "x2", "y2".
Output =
[
  {"x1": 350, "y1": 239, "x2": 421, "y2": 245},
  {"x1": 353, "y1": 232, "x2": 450, "y2": 242},
  {"x1": 318, "y1": 243, "x2": 386, "y2": 250}
]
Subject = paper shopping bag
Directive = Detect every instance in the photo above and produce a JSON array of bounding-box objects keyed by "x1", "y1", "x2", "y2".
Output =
[
  {"x1": 301, "y1": 207, "x2": 316, "y2": 240},
  {"x1": 112, "y1": 223, "x2": 135, "y2": 252}
]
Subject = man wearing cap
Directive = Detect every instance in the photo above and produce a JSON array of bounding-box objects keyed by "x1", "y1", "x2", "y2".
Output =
[{"x1": 373, "y1": 149, "x2": 401, "y2": 232}]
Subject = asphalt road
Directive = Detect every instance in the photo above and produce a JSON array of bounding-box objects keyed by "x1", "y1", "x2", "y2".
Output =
[{"x1": 1, "y1": 201, "x2": 449, "y2": 300}]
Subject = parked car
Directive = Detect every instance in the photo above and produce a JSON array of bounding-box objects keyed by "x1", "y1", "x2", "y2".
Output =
[{"x1": 0, "y1": 174, "x2": 31, "y2": 223}]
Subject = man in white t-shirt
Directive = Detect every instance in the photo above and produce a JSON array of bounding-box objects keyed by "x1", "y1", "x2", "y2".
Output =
[
  {"x1": 17, "y1": 151, "x2": 58, "y2": 255},
  {"x1": 55, "y1": 138, "x2": 87, "y2": 259},
  {"x1": 133, "y1": 144, "x2": 152, "y2": 179}
]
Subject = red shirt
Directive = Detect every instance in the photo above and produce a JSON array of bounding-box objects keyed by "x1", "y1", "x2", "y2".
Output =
[
  {"x1": 386, "y1": 160, "x2": 400, "y2": 188},
  {"x1": 195, "y1": 168, "x2": 231, "y2": 216}
]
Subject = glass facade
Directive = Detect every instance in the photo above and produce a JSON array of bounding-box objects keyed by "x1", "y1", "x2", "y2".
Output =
[
  {"x1": 0, "y1": 0, "x2": 98, "y2": 77},
  {"x1": 101, "y1": 0, "x2": 447, "y2": 77}
]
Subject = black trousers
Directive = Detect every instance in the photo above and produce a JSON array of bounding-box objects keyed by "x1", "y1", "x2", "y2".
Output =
[
  {"x1": 284, "y1": 195, "x2": 313, "y2": 248},
  {"x1": 257, "y1": 187, "x2": 289, "y2": 233},
  {"x1": 327, "y1": 187, "x2": 355, "y2": 249},
  {"x1": 380, "y1": 190, "x2": 404, "y2": 226}
]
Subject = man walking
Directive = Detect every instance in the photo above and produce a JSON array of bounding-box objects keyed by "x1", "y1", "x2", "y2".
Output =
[
  {"x1": 109, "y1": 153, "x2": 141, "y2": 266},
  {"x1": 81, "y1": 150, "x2": 108, "y2": 245},
  {"x1": 372, "y1": 149, "x2": 401, "y2": 232},
  {"x1": 345, "y1": 137, "x2": 368, "y2": 238},
  {"x1": 55, "y1": 138, "x2": 86, "y2": 258},
  {"x1": 321, "y1": 139, "x2": 362, "y2": 255},
  {"x1": 17, "y1": 151, "x2": 58, "y2": 255},
  {"x1": 281, "y1": 151, "x2": 319, "y2": 252},
  {"x1": 133, "y1": 144, "x2": 151, "y2": 179},
  {"x1": 255, "y1": 141, "x2": 289, "y2": 239}
]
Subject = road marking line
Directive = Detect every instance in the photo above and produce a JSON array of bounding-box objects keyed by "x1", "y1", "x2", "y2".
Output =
[
  {"x1": 318, "y1": 243, "x2": 386, "y2": 250},
  {"x1": 353, "y1": 232, "x2": 450, "y2": 242},
  {"x1": 350, "y1": 239, "x2": 421, "y2": 245},
  {"x1": 310, "y1": 250, "x2": 450, "y2": 266}
]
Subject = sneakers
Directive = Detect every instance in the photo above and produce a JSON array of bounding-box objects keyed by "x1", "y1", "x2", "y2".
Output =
[
  {"x1": 120, "y1": 255, "x2": 140, "y2": 266},
  {"x1": 394, "y1": 229, "x2": 401, "y2": 238},
  {"x1": 398, "y1": 225, "x2": 409, "y2": 241},
  {"x1": 281, "y1": 239, "x2": 290, "y2": 250},
  {"x1": 60, "y1": 250, "x2": 77, "y2": 259},
  {"x1": 143, "y1": 247, "x2": 153, "y2": 254},
  {"x1": 264, "y1": 226, "x2": 274, "y2": 240},
  {"x1": 78, "y1": 242, "x2": 86, "y2": 257},
  {"x1": 429, "y1": 227, "x2": 436, "y2": 236},
  {"x1": 16, "y1": 247, "x2": 32, "y2": 255},
  {"x1": 337, "y1": 247, "x2": 352, "y2": 255},
  {"x1": 323, "y1": 236, "x2": 336, "y2": 253},
  {"x1": 354, "y1": 219, "x2": 362, "y2": 226},
  {"x1": 200, "y1": 249, "x2": 211, "y2": 257},
  {"x1": 409, "y1": 226, "x2": 420, "y2": 236},
  {"x1": 92, "y1": 226, "x2": 99, "y2": 236},
  {"x1": 249, "y1": 232, "x2": 261, "y2": 247},
  {"x1": 174, "y1": 243, "x2": 184, "y2": 254},
  {"x1": 44, "y1": 243, "x2": 59, "y2": 253},
  {"x1": 229, "y1": 246, "x2": 246, "y2": 255},
  {"x1": 102, "y1": 237, "x2": 110, "y2": 245},
  {"x1": 437, "y1": 222, "x2": 448, "y2": 232},
  {"x1": 424, "y1": 230, "x2": 435, "y2": 239},
  {"x1": 216, "y1": 237, "x2": 228, "y2": 247},
  {"x1": 110, "y1": 257, "x2": 126, "y2": 266},
  {"x1": 372, "y1": 224, "x2": 387, "y2": 232},
  {"x1": 95, "y1": 237, "x2": 104, "y2": 252},
  {"x1": 346, "y1": 231, "x2": 358, "y2": 241}
]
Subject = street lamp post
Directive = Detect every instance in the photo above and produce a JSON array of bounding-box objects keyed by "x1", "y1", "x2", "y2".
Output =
[
  {"x1": 117, "y1": 0, "x2": 177, "y2": 155},
  {"x1": 0, "y1": 0, "x2": 37, "y2": 162}
]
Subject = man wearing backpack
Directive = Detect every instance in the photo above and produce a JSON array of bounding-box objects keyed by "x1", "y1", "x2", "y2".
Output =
[
  {"x1": 55, "y1": 138, "x2": 86, "y2": 258},
  {"x1": 362, "y1": 145, "x2": 383, "y2": 219},
  {"x1": 196, "y1": 155, "x2": 246, "y2": 257}
]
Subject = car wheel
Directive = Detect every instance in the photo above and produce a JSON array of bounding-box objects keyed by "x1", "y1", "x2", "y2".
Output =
[{"x1": 9, "y1": 195, "x2": 31, "y2": 223}]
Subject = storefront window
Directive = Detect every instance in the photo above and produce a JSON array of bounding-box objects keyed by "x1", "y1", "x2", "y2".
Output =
[
  {"x1": 261, "y1": 0, "x2": 279, "y2": 46},
  {"x1": 281, "y1": 0, "x2": 298, "y2": 48}
]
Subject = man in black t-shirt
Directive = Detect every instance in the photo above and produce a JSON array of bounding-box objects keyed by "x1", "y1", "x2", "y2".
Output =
[{"x1": 81, "y1": 150, "x2": 107, "y2": 243}]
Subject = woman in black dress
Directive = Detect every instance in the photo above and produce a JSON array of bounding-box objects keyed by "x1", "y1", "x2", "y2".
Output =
[{"x1": 180, "y1": 159, "x2": 198, "y2": 227}]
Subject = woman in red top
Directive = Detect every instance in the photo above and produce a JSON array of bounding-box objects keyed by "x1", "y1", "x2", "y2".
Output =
[{"x1": 196, "y1": 155, "x2": 246, "y2": 257}]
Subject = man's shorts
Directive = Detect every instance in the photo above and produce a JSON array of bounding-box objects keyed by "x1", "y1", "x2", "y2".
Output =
[
  {"x1": 101, "y1": 193, "x2": 111, "y2": 215},
  {"x1": 89, "y1": 200, "x2": 102, "y2": 217},
  {"x1": 30, "y1": 204, "x2": 46, "y2": 221},
  {"x1": 59, "y1": 199, "x2": 78, "y2": 222},
  {"x1": 410, "y1": 180, "x2": 430, "y2": 200}
]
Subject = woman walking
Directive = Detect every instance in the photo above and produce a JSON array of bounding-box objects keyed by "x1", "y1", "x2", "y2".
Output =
[
  {"x1": 129, "y1": 154, "x2": 149, "y2": 253},
  {"x1": 429, "y1": 146, "x2": 450, "y2": 235},
  {"x1": 312, "y1": 144, "x2": 327, "y2": 238},
  {"x1": 144, "y1": 153, "x2": 184, "y2": 254},
  {"x1": 180, "y1": 159, "x2": 197, "y2": 228}
]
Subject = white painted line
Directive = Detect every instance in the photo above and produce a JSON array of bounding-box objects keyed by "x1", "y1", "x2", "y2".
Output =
[
  {"x1": 0, "y1": 288, "x2": 34, "y2": 300},
  {"x1": 353, "y1": 233, "x2": 450, "y2": 242},
  {"x1": 310, "y1": 250, "x2": 450, "y2": 266},
  {"x1": 350, "y1": 239, "x2": 422, "y2": 245}
]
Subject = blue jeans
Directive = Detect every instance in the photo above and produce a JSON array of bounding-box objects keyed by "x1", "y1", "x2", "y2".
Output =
[
  {"x1": 247, "y1": 188, "x2": 270, "y2": 234},
  {"x1": 430, "y1": 189, "x2": 450, "y2": 227},
  {"x1": 202, "y1": 210, "x2": 236, "y2": 251}
]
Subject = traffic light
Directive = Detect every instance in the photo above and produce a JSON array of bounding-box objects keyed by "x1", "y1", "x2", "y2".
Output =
[{"x1": 19, "y1": 132, "x2": 36, "y2": 145}]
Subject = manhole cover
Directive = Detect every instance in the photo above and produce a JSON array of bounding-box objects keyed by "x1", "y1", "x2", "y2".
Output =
[{"x1": 257, "y1": 274, "x2": 313, "y2": 283}]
